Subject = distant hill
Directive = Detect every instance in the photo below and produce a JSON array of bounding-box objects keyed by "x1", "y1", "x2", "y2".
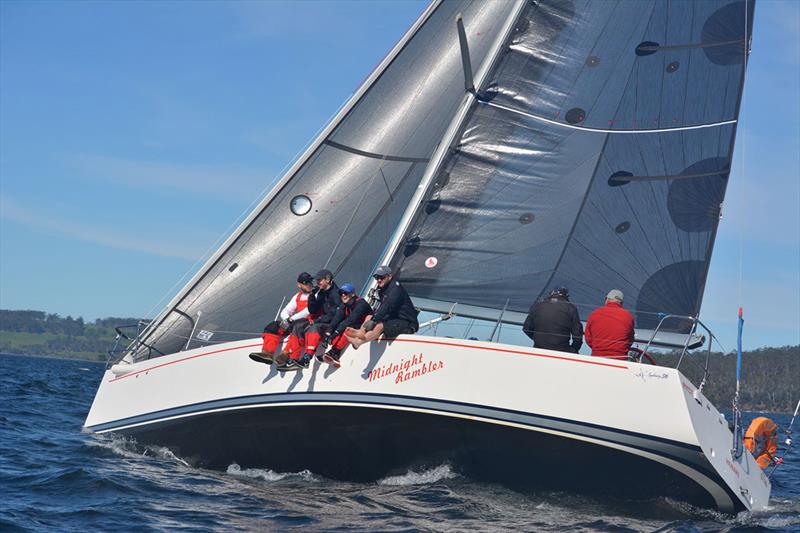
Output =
[
  {"x1": 1, "y1": 309, "x2": 797, "y2": 412},
  {"x1": 0, "y1": 309, "x2": 145, "y2": 362}
]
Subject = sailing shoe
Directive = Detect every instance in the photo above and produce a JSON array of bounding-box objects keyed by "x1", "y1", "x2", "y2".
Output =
[
  {"x1": 248, "y1": 352, "x2": 274, "y2": 365},
  {"x1": 297, "y1": 355, "x2": 312, "y2": 369},
  {"x1": 323, "y1": 350, "x2": 341, "y2": 368},
  {"x1": 315, "y1": 352, "x2": 326, "y2": 364},
  {"x1": 277, "y1": 359, "x2": 301, "y2": 372}
]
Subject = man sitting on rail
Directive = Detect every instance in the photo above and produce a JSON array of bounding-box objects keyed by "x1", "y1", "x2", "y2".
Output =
[
  {"x1": 346, "y1": 265, "x2": 418, "y2": 349},
  {"x1": 319, "y1": 283, "x2": 373, "y2": 367},
  {"x1": 584, "y1": 289, "x2": 635, "y2": 360},
  {"x1": 248, "y1": 272, "x2": 314, "y2": 367},
  {"x1": 294, "y1": 269, "x2": 342, "y2": 369}
]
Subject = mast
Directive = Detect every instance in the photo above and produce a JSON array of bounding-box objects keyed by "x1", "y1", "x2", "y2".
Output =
[
  {"x1": 366, "y1": 0, "x2": 527, "y2": 298},
  {"x1": 135, "y1": 1, "x2": 443, "y2": 348}
]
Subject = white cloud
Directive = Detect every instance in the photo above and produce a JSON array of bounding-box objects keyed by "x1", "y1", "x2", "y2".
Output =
[{"x1": 0, "y1": 195, "x2": 206, "y2": 260}]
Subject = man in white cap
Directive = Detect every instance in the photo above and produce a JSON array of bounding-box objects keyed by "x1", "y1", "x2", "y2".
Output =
[{"x1": 584, "y1": 289, "x2": 635, "y2": 360}]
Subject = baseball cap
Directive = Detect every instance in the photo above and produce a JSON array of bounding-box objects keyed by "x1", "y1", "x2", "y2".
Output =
[
  {"x1": 374, "y1": 265, "x2": 392, "y2": 277},
  {"x1": 297, "y1": 272, "x2": 313, "y2": 284},
  {"x1": 314, "y1": 269, "x2": 333, "y2": 280},
  {"x1": 549, "y1": 286, "x2": 569, "y2": 299},
  {"x1": 339, "y1": 283, "x2": 356, "y2": 295},
  {"x1": 606, "y1": 289, "x2": 624, "y2": 302}
]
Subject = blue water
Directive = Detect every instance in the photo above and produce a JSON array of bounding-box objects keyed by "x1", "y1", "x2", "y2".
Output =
[{"x1": 1, "y1": 353, "x2": 798, "y2": 532}]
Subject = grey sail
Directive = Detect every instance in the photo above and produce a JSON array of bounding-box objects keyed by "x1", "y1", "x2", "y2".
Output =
[
  {"x1": 394, "y1": 0, "x2": 754, "y2": 334},
  {"x1": 133, "y1": 1, "x2": 520, "y2": 359}
]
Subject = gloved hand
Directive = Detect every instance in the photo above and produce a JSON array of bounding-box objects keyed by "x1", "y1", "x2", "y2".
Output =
[
  {"x1": 279, "y1": 319, "x2": 292, "y2": 332},
  {"x1": 363, "y1": 319, "x2": 376, "y2": 332}
]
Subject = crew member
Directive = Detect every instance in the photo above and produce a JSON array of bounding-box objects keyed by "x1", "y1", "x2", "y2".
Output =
[
  {"x1": 295, "y1": 269, "x2": 341, "y2": 368},
  {"x1": 248, "y1": 272, "x2": 314, "y2": 366},
  {"x1": 522, "y1": 287, "x2": 583, "y2": 353},
  {"x1": 346, "y1": 266, "x2": 418, "y2": 349},
  {"x1": 584, "y1": 289, "x2": 635, "y2": 360},
  {"x1": 322, "y1": 283, "x2": 373, "y2": 367}
]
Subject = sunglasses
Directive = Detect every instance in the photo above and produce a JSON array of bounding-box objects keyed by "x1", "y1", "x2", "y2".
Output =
[{"x1": 373, "y1": 274, "x2": 389, "y2": 281}]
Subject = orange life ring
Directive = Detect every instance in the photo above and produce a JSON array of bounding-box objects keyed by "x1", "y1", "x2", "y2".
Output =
[{"x1": 743, "y1": 416, "x2": 778, "y2": 469}]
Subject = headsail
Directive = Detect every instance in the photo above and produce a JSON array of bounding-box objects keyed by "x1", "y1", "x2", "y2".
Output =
[
  {"x1": 392, "y1": 0, "x2": 754, "y2": 335},
  {"x1": 132, "y1": 1, "x2": 520, "y2": 359}
]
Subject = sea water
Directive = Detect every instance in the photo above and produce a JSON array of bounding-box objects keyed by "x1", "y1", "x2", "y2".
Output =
[{"x1": 1, "y1": 353, "x2": 798, "y2": 532}]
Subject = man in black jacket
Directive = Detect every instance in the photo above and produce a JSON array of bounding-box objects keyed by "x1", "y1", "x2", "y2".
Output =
[
  {"x1": 321, "y1": 283, "x2": 373, "y2": 367},
  {"x1": 522, "y1": 287, "x2": 583, "y2": 353},
  {"x1": 296, "y1": 269, "x2": 341, "y2": 368},
  {"x1": 346, "y1": 265, "x2": 418, "y2": 349}
]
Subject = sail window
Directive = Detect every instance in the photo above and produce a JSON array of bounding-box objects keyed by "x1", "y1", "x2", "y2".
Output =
[
  {"x1": 615, "y1": 221, "x2": 630, "y2": 234},
  {"x1": 635, "y1": 41, "x2": 660, "y2": 56},
  {"x1": 565, "y1": 108, "x2": 586, "y2": 124},
  {"x1": 608, "y1": 171, "x2": 633, "y2": 187},
  {"x1": 290, "y1": 195, "x2": 312, "y2": 216},
  {"x1": 519, "y1": 212, "x2": 535, "y2": 224},
  {"x1": 666, "y1": 61, "x2": 680, "y2": 73},
  {"x1": 228, "y1": 263, "x2": 239, "y2": 272},
  {"x1": 585, "y1": 56, "x2": 600, "y2": 67}
]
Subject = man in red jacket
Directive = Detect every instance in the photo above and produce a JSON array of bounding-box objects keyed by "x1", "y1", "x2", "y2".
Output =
[{"x1": 585, "y1": 289, "x2": 635, "y2": 360}]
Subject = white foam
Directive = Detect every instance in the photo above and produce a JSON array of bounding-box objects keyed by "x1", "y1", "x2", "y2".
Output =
[
  {"x1": 377, "y1": 464, "x2": 458, "y2": 486},
  {"x1": 143, "y1": 445, "x2": 190, "y2": 467},
  {"x1": 89, "y1": 434, "x2": 188, "y2": 466},
  {"x1": 225, "y1": 463, "x2": 318, "y2": 482}
]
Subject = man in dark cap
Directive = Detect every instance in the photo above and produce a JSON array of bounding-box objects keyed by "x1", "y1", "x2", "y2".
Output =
[
  {"x1": 249, "y1": 271, "x2": 314, "y2": 367},
  {"x1": 522, "y1": 287, "x2": 583, "y2": 353},
  {"x1": 293, "y1": 268, "x2": 341, "y2": 368},
  {"x1": 346, "y1": 265, "x2": 418, "y2": 349}
]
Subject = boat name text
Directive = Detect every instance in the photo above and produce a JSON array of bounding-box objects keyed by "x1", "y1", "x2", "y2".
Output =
[{"x1": 368, "y1": 353, "x2": 444, "y2": 384}]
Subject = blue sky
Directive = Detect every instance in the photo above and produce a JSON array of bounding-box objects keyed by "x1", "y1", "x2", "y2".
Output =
[{"x1": 1, "y1": 0, "x2": 798, "y2": 351}]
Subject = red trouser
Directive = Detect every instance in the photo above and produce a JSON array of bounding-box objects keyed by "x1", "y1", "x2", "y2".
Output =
[{"x1": 304, "y1": 327, "x2": 349, "y2": 356}]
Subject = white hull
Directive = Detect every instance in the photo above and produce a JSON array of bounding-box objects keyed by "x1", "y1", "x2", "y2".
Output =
[{"x1": 85, "y1": 335, "x2": 770, "y2": 512}]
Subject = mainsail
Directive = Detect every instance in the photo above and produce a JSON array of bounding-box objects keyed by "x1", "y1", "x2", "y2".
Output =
[
  {"x1": 132, "y1": 1, "x2": 520, "y2": 359},
  {"x1": 392, "y1": 0, "x2": 754, "y2": 334}
]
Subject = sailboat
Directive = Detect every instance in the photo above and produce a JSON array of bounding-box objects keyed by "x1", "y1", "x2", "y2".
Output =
[{"x1": 85, "y1": 0, "x2": 771, "y2": 512}]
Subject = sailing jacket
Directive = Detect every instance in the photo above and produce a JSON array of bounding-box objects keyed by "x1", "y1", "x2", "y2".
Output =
[
  {"x1": 279, "y1": 292, "x2": 310, "y2": 323},
  {"x1": 584, "y1": 301, "x2": 635, "y2": 359},
  {"x1": 373, "y1": 280, "x2": 419, "y2": 330},
  {"x1": 307, "y1": 282, "x2": 341, "y2": 324},
  {"x1": 522, "y1": 296, "x2": 583, "y2": 353},
  {"x1": 330, "y1": 297, "x2": 373, "y2": 337}
]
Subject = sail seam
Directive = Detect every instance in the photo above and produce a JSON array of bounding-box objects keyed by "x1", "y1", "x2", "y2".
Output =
[
  {"x1": 480, "y1": 100, "x2": 737, "y2": 134},
  {"x1": 323, "y1": 139, "x2": 430, "y2": 163}
]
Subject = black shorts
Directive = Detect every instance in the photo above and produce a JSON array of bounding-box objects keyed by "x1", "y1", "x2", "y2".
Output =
[{"x1": 381, "y1": 319, "x2": 416, "y2": 339}]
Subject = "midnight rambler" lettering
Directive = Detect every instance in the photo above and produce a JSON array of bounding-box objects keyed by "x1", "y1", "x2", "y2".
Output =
[{"x1": 367, "y1": 353, "x2": 444, "y2": 384}]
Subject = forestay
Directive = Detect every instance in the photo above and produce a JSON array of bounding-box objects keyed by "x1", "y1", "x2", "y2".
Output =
[
  {"x1": 132, "y1": 1, "x2": 519, "y2": 359},
  {"x1": 394, "y1": 0, "x2": 754, "y2": 334}
]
